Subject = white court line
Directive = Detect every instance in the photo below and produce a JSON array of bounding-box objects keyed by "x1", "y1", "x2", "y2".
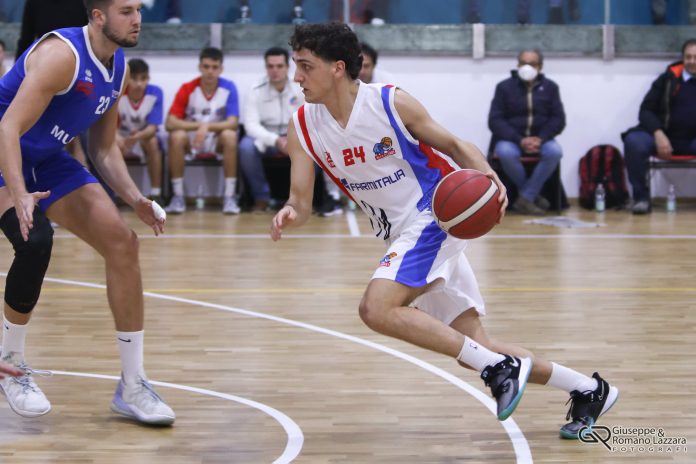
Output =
[
  {"x1": 50, "y1": 370, "x2": 304, "y2": 464},
  {"x1": 345, "y1": 210, "x2": 361, "y2": 237},
  {"x1": 36, "y1": 276, "x2": 533, "y2": 464},
  {"x1": 49, "y1": 232, "x2": 696, "y2": 240}
]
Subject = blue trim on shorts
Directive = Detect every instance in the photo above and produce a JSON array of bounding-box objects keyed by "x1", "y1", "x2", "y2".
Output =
[
  {"x1": 0, "y1": 150, "x2": 98, "y2": 211},
  {"x1": 395, "y1": 220, "x2": 447, "y2": 287}
]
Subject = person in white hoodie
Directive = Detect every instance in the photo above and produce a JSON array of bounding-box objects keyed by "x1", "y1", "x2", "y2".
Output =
[{"x1": 239, "y1": 47, "x2": 303, "y2": 211}]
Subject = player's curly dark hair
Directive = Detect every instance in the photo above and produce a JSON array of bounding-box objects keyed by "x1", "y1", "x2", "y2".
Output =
[{"x1": 289, "y1": 23, "x2": 363, "y2": 80}]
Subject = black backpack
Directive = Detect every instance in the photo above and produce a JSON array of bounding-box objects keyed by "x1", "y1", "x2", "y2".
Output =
[{"x1": 578, "y1": 144, "x2": 629, "y2": 210}]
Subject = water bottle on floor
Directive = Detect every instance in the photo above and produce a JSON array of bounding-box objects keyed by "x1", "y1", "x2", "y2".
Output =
[
  {"x1": 196, "y1": 185, "x2": 205, "y2": 210},
  {"x1": 595, "y1": 183, "x2": 605, "y2": 212},
  {"x1": 666, "y1": 184, "x2": 676, "y2": 213}
]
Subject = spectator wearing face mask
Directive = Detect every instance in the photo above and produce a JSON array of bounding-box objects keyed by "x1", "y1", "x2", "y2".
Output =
[{"x1": 488, "y1": 49, "x2": 566, "y2": 215}]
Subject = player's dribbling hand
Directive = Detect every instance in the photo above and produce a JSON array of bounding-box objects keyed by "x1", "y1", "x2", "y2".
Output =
[
  {"x1": 14, "y1": 190, "x2": 51, "y2": 241},
  {"x1": 270, "y1": 205, "x2": 297, "y2": 241},
  {"x1": 134, "y1": 197, "x2": 166, "y2": 236},
  {"x1": 484, "y1": 170, "x2": 508, "y2": 223}
]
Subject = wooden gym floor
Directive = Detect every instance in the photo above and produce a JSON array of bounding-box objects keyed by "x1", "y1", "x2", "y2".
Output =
[{"x1": 0, "y1": 205, "x2": 694, "y2": 463}]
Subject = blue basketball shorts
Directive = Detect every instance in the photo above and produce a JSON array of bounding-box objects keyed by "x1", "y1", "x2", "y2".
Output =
[{"x1": 0, "y1": 150, "x2": 99, "y2": 212}]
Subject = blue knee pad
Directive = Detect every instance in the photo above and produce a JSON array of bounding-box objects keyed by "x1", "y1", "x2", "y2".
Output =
[{"x1": 0, "y1": 208, "x2": 53, "y2": 314}]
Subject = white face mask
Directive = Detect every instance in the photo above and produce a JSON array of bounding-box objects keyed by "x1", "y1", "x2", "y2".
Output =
[{"x1": 518, "y1": 64, "x2": 538, "y2": 82}]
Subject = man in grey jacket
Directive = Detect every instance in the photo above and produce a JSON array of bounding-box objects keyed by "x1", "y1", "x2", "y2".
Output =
[{"x1": 239, "y1": 47, "x2": 303, "y2": 211}]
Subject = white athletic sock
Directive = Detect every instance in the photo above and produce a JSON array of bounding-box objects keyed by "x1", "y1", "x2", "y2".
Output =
[
  {"x1": 224, "y1": 177, "x2": 237, "y2": 198},
  {"x1": 2, "y1": 316, "x2": 28, "y2": 362},
  {"x1": 150, "y1": 187, "x2": 161, "y2": 196},
  {"x1": 546, "y1": 362, "x2": 598, "y2": 393},
  {"x1": 172, "y1": 178, "x2": 184, "y2": 197},
  {"x1": 117, "y1": 330, "x2": 144, "y2": 385},
  {"x1": 456, "y1": 336, "x2": 506, "y2": 372}
]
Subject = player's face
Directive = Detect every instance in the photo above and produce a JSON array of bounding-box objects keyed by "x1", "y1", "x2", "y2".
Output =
[
  {"x1": 293, "y1": 48, "x2": 338, "y2": 104},
  {"x1": 199, "y1": 58, "x2": 223, "y2": 86},
  {"x1": 683, "y1": 44, "x2": 696, "y2": 75},
  {"x1": 102, "y1": 0, "x2": 142, "y2": 48},
  {"x1": 265, "y1": 55, "x2": 289, "y2": 85},
  {"x1": 127, "y1": 72, "x2": 148, "y2": 98},
  {"x1": 359, "y1": 55, "x2": 374, "y2": 83}
]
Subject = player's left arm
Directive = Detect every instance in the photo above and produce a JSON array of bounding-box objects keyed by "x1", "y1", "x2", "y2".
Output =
[
  {"x1": 394, "y1": 89, "x2": 507, "y2": 214},
  {"x1": 87, "y1": 68, "x2": 164, "y2": 235}
]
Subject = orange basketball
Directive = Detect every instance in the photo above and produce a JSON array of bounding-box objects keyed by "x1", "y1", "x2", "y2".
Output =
[{"x1": 432, "y1": 169, "x2": 501, "y2": 239}]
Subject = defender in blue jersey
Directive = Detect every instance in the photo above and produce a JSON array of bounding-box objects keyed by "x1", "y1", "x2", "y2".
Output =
[
  {"x1": 272, "y1": 23, "x2": 618, "y2": 441},
  {"x1": 0, "y1": 0, "x2": 174, "y2": 425}
]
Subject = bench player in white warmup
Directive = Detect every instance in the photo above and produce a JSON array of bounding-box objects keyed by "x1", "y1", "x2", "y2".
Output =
[{"x1": 271, "y1": 23, "x2": 618, "y2": 439}]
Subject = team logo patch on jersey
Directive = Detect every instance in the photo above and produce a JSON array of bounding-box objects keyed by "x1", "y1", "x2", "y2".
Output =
[
  {"x1": 84, "y1": 68, "x2": 93, "y2": 83},
  {"x1": 76, "y1": 80, "x2": 95, "y2": 99},
  {"x1": 373, "y1": 136, "x2": 396, "y2": 160},
  {"x1": 379, "y1": 252, "x2": 398, "y2": 267}
]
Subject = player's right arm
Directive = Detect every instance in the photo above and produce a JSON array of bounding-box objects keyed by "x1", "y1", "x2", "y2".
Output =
[
  {"x1": 0, "y1": 37, "x2": 75, "y2": 240},
  {"x1": 270, "y1": 118, "x2": 315, "y2": 241}
]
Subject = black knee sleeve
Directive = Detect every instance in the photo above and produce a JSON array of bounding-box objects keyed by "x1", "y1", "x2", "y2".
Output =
[{"x1": 0, "y1": 208, "x2": 53, "y2": 314}]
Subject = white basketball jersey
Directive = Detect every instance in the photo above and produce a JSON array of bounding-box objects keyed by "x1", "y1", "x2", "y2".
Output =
[
  {"x1": 294, "y1": 83, "x2": 456, "y2": 240},
  {"x1": 118, "y1": 84, "x2": 163, "y2": 135},
  {"x1": 169, "y1": 77, "x2": 239, "y2": 124}
]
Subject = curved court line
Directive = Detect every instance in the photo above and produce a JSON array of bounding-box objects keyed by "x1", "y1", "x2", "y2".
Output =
[
  {"x1": 38, "y1": 276, "x2": 533, "y2": 463},
  {"x1": 50, "y1": 370, "x2": 303, "y2": 464}
]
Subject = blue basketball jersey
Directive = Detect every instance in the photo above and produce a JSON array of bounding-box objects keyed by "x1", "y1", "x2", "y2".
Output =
[{"x1": 0, "y1": 26, "x2": 126, "y2": 164}]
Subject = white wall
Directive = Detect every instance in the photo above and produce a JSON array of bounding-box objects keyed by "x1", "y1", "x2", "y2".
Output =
[{"x1": 99, "y1": 53, "x2": 696, "y2": 198}]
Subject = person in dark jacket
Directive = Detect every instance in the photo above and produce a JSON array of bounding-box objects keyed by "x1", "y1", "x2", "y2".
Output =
[
  {"x1": 15, "y1": 0, "x2": 87, "y2": 60},
  {"x1": 488, "y1": 49, "x2": 566, "y2": 215},
  {"x1": 622, "y1": 38, "x2": 696, "y2": 214}
]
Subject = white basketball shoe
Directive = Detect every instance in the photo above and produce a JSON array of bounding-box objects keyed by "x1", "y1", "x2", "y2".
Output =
[
  {"x1": 0, "y1": 353, "x2": 52, "y2": 418},
  {"x1": 111, "y1": 373, "x2": 175, "y2": 425}
]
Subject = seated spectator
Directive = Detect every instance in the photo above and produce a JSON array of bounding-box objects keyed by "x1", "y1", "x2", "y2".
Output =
[
  {"x1": 165, "y1": 47, "x2": 240, "y2": 214},
  {"x1": 117, "y1": 58, "x2": 164, "y2": 203},
  {"x1": 239, "y1": 47, "x2": 303, "y2": 212},
  {"x1": 358, "y1": 42, "x2": 394, "y2": 84},
  {"x1": 622, "y1": 38, "x2": 696, "y2": 214},
  {"x1": 488, "y1": 49, "x2": 565, "y2": 215}
]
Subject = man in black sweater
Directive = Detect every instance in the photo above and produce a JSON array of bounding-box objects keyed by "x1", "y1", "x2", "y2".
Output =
[
  {"x1": 15, "y1": 0, "x2": 87, "y2": 60},
  {"x1": 623, "y1": 39, "x2": 696, "y2": 214}
]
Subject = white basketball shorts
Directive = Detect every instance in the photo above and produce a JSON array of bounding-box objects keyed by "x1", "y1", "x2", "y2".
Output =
[{"x1": 371, "y1": 209, "x2": 485, "y2": 326}]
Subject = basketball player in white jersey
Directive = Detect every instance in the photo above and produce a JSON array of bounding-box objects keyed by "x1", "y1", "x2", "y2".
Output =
[
  {"x1": 165, "y1": 47, "x2": 241, "y2": 215},
  {"x1": 271, "y1": 23, "x2": 618, "y2": 440}
]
